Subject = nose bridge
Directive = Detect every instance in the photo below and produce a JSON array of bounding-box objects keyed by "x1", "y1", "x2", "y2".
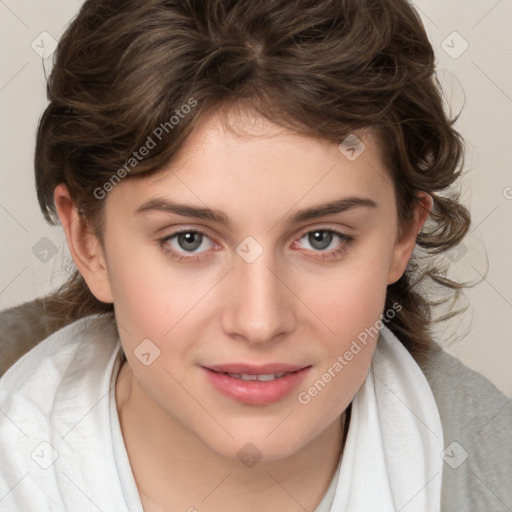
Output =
[{"x1": 222, "y1": 246, "x2": 295, "y2": 344}]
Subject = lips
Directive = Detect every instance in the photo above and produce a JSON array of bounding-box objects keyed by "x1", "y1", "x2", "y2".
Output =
[
  {"x1": 201, "y1": 363, "x2": 311, "y2": 405},
  {"x1": 205, "y1": 363, "x2": 306, "y2": 375}
]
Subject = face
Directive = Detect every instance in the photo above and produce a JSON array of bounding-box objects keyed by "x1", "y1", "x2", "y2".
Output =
[{"x1": 82, "y1": 109, "x2": 420, "y2": 461}]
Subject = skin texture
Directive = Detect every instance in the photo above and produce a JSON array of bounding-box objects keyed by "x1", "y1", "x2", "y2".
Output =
[{"x1": 54, "y1": 108, "x2": 432, "y2": 512}]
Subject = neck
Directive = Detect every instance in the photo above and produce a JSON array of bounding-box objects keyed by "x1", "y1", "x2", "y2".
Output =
[{"x1": 116, "y1": 362, "x2": 347, "y2": 512}]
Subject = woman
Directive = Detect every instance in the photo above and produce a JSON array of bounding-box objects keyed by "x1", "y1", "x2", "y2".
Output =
[{"x1": 0, "y1": 0, "x2": 510, "y2": 511}]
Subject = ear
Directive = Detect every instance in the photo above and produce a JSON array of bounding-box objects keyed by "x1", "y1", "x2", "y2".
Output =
[
  {"x1": 387, "y1": 191, "x2": 433, "y2": 285},
  {"x1": 54, "y1": 183, "x2": 113, "y2": 303}
]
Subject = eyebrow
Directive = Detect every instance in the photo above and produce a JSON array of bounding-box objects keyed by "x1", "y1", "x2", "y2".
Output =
[{"x1": 135, "y1": 196, "x2": 377, "y2": 226}]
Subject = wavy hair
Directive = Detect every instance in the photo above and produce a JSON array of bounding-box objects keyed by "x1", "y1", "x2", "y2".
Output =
[{"x1": 35, "y1": 0, "x2": 471, "y2": 360}]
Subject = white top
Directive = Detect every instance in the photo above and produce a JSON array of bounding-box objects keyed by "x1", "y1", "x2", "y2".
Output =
[{"x1": 0, "y1": 315, "x2": 443, "y2": 512}]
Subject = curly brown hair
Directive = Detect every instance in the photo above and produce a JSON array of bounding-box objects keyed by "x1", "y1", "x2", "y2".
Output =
[{"x1": 35, "y1": 0, "x2": 471, "y2": 360}]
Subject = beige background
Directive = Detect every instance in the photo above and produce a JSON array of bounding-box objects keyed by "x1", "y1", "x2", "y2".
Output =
[{"x1": 0, "y1": 1, "x2": 511, "y2": 396}]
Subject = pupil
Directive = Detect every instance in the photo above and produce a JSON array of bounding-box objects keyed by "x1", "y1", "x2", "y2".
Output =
[
  {"x1": 308, "y1": 231, "x2": 332, "y2": 250},
  {"x1": 178, "y1": 232, "x2": 202, "y2": 251}
]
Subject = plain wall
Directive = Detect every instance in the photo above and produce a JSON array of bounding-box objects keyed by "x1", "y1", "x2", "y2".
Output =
[{"x1": 0, "y1": 0, "x2": 511, "y2": 396}]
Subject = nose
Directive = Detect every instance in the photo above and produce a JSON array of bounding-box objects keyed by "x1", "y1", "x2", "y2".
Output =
[{"x1": 221, "y1": 249, "x2": 297, "y2": 346}]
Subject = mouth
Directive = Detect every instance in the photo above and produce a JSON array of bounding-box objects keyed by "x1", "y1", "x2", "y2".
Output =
[
  {"x1": 210, "y1": 371, "x2": 292, "y2": 382},
  {"x1": 201, "y1": 364, "x2": 311, "y2": 405},
  {"x1": 204, "y1": 363, "x2": 307, "y2": 374}
]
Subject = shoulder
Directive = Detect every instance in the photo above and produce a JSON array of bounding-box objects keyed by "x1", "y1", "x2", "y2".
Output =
[
  {"x1": 0, "y1": 314, "x2": 120, "y2": 511},
  {"x1": 0, "y1": 314, "x2": 118, "y2": 402},
  {"x1": 0, "y1": 299, "x2": 71, "y2": 377},
  {"x1": 418, "y1": 345, "x2": 511, "y2": 437},
  {"x1": 417, "y1": 345, "x2": 512, "y2": 511}
]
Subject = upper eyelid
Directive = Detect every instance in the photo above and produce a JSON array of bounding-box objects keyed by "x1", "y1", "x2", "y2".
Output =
[
  {"x1": 296, "y1": 226, "x2": 350, "y2": 238},
  {"x1": 162, "y1": 225, "x2": 349, "y2": 239}
]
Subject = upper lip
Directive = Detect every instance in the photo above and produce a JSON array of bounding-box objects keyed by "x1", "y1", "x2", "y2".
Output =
[{"x1": 203, "y1": 363, "x2": 310, "y2": 375}]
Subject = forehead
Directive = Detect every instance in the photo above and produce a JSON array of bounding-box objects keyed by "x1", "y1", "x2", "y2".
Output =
[
  {"x1": 173, "y1": 106, "x2": 386, "y2": 164},
  {"x1": 168, "y1": 107, "x2": 386, "y2": 177},
  {"x1": 109, "y1": 107, "x2": 394, "y2": 217}
]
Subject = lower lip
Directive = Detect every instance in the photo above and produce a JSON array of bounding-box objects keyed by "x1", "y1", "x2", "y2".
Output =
[{"x1": 202, "y1": 367, "x2": 311, "y2": 405}]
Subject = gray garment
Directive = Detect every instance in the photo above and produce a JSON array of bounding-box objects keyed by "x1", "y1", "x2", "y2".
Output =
[
  {"x1": 0, "y1": 300, "x2": 511, "y2": 511},
  {"x1": 417, "y1": 347, "x2": 512, "y2": 511}
]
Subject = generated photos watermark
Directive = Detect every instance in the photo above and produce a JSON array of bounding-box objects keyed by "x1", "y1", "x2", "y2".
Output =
[
  {"x1": 93, "y1": 97, "x2": 198, "y2": 200},
  {"x1": 297, "y1": 302, "x2": 402, "y2": 405}
]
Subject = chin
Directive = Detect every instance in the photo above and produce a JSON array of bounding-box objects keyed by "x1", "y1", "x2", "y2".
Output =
[{"x1": 198, "y1": 421, "x2": 314, "y2": 464}]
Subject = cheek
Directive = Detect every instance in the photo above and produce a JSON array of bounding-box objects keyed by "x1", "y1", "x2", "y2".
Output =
[
  {"x1": 303, "y1": 242, "x2": 393, "y2": 336},
  {"x1": 292, "y1": 252, "x2": 393, "y2": 436},
  {"x1": 102, "y1": 231, "x2": 186, "y2": 343},
  {"x1": 104, "y1": 236, "x2": 225, "y2": 380}
]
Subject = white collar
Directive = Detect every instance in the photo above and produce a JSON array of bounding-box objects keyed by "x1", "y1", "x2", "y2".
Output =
[
  {"x1": 324, "y1": 325, "x2": 444, "y2": 511},
  {"x1": 45, "y1": 317, "x2": 443, "y2": 511}
]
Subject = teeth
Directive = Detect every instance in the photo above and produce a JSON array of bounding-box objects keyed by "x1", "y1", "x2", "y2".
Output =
[
  {"x1": 240, "y1": 374, "x2": 259, "y2": 381},
  {"x1": 225, "y1": 372, "x2": 288, "y2": 381},
  {"x1": 256, "y1": 374, "x2": 277, "y2": 382}
]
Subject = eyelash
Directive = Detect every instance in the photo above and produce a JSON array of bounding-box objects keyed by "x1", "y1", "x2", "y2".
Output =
[{"x1": 158, "y1": 228, "x2": 355, "y2": 263}]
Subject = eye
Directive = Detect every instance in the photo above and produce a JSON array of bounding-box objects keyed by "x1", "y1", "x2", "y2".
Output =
[
  {"x1": 175, "y1": 232, "x2": 207, "y2": 252},
  {"x1": 161, "y1": 230, "x2": 214, "y2": 257},
  {"x1": 301, "y1": 230, "x2": 335, "y2": 251},
  {"x1": 293, "y1": 228, "x2": 354, "y2": 261},
  {"x1": 159, "y1": 227, "x2": 353, "y2": 264}
]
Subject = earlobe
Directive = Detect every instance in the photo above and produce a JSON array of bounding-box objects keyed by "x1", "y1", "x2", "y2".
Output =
[
  {"x1": 54, "y1": 183, "x2": 114, "y2": 303},
  {"x1": 387, "y1": 192, "x2": 433, "y2": 285}
]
